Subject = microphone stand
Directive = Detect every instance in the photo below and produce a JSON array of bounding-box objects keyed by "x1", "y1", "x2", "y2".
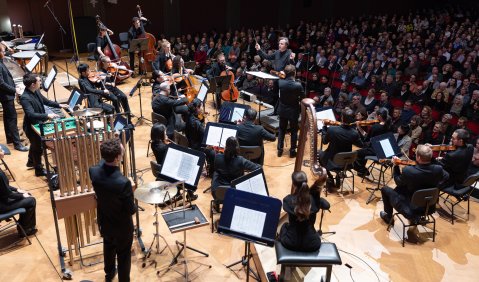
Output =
[{"x1": 44, "y1": 1, "x2": 73, "y2": 88}]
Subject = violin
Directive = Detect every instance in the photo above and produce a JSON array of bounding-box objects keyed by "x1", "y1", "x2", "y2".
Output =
[
  {"x1": 428, "y1": 144, "x2": 456, "y2": 152},
  {"x1": 270, "y1": 70, "x2": 286, "y2": 79},
  {"x1": 321, "y1": 119, "x2": 379, "y2": 126},
  {"x1": 88, "y1": 70, "x2": 107, "y2": 84},
  {"x1": 379, "y1": 158, "x2": 417, "y2": 166},
  {"x1": 357, "y1": 119, "x2": 380, "y2": 126},
  {"x1": 322, "y1": 119, "x2": 342, "y2": 126}
]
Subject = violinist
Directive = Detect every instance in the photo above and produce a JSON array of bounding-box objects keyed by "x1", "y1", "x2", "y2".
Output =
[
  {"x1": 128, "y1": 17, "x2": 146, "y2": 76},
  {"x1": 99, "y1": 56, "x2": 131, "y2": 117},
  {"x1": 152, "y1": 39, "x2": 174, "y2": 75},
  {"x1": 151, "y1": 79, "x2": 187, "y2": 139},
  {"x1": 319, "y1": 108, "x2": 363, "y2": 189},
  {"x1": 354, "y1": 107, "x2": 393, "y2": 177},
  {"x1": 95, "y1": 26, "x2": 114, "y2": 60},
  {"x1": 77, "y1": 63, "x2": 114, "y2": 114},
  {"x1": 434, "y1": 129, "x2": 474, "y2": 188},
  {"x1": 379, "y1": 145, "x2": 449, "y2": 239}
]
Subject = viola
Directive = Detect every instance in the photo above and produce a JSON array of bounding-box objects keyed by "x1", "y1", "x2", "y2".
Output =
[
  {"x1": 357, "y1": 119, "x2": 380, "y2": 126},
  {"x1": 88, "y1": 71, "x2": 107, "y2": 84},
  {"x1": 428, "y1": 144, "x2": 456, "y2": 152}
]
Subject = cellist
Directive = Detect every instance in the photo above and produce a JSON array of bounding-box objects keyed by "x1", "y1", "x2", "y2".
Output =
[
  {"x1": 207, "y1": 52, "x2": 228, "y2": 109},
  {"x1": 95, "y1": 26, "x2": 114, "y2": 60},
  {"x1": 127, "y1": 16, "x2": 146, "y2": 76}
]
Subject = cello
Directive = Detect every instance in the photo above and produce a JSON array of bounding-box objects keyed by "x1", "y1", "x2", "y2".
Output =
[
  {"x1": 136, "y1": 5, "x2": 157, "y2": 72},
  {"x1": 220, "y1": 66, "x2": 239, "y2": 102},
  {"x1": 95, "y1": 15, "x2": 132, "y2": 83}
]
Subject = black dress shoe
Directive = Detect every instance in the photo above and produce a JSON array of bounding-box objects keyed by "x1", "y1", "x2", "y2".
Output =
[
  {"x1": 289, "y1": 150, "x2": 297, "y2": 158},
  {"x1": 380, "y1": 211, "x2": 393, "y2": 225},
  {"x1": 35, "y1": 169, "x2": 48, "y2": 177},
  {"x1": 267, "y1": 112, "x2": 277, "y2": 116},
  {"x1": 277, "y1": 150, "x2": 283, "y2": 157},
  {"x1": 14, "y1": 145, "x2": 29, "y2": 152},
  {"x1": 105, "y1": 268, "x2": 117, "y2": 281},
  {"x1": 26, "y1": 160, "x2": 34, "y2": 168},
  {"x1": 187, "y1": 194, "x2": 198, "y2": 201}
]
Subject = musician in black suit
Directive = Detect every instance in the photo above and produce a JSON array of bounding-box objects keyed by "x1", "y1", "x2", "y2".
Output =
[
  {"x1": 19, "y1": 74, "x2": 68, "y2": 176},
  {"x1": 211, "y1": 137, "x2": 260, "y2": 200},
  {"x1": 99, "y1": 56, "x2": 131, "y2": 117},
  {"x1": 436, "y1": 129, "x2": 474, "y2": 188},
  {"x1": 236, "y1": 108, "x2": 276, "y2": 165},
  {"x1": 320, "y1": 108, "x2": 363, "y2": 187},
  {"x1": 151, "y1": 79, "x2": 187, "y2": 139},
  {"x1": 380, "y1": 145, "x2": 449, "y2": 225},
  {"x1": 127, "y1": 17, "x2": 146, "y2": 75},
  {"x1": 207, "y1": 52, "x2": 228, "y2": 109},
  {"x1": 89, "y1": 138, "x2": 136, "y2": 282},
  {"x1": 277, "y1": 65, "x2": 304, "y2": 158},
  {"x1": 77, "y1": 63, "x2": 115, "y2": 114},
  {"x1": 0, "y1": 44, "x2": 28, "y2": 152},
  {"x1": 0, "y1": 149, "x2": 36, "y2": 236}
]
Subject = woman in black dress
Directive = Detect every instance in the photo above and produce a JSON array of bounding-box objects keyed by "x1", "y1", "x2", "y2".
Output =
[
  {"x1": 211, "y1": 137, "x2": 260, "y2": 199},
  {"x1": 151, "y1": 123, "x2": 168, "y2": 165},
  {"x1": 279, "y1": 171, "x2": 322, "y2": 252}
]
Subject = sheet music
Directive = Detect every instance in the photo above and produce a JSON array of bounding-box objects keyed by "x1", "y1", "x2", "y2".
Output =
[
  {"x1": 316, "y1": 109, "x2": 336, "y2": 129},
  {"x1": 380, "y1": 139, "x2": 395, "y2": 158},
  {"x1": 26, "y1": 54, "x2": 41, "y2": 72},
  {"x1": 231, "y1": 108, "x2": 245, "y2": 123},
  {"x1": 69, "y1": 90, "x2": 81, "y2": 111},
  {"x1": 220, "y1": 128, "x2": 237, "y2": 147},
  {"x1": 230, "y1": 206, "x2": 266, "y2": 238},
  {"x1": 43, "y1": 67, "x2": 56, "y2": 90},
  {"x1": 161, "y1": 148, "x2": 200, "y2": 185},
  {"x1": 205, "y1": 125, "x2": 223, "y2": 147},
  {"x1": 197, "y1": 85, "x2": 208, "y2": 102},
  {"x1": 235, "y1": 173, "x2": 267, "y2": 196}
]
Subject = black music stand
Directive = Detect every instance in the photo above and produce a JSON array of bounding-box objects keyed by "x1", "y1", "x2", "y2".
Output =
[
  {"x1": 218, "y1": 189, "x2": 282, "y2": 282},
  {"x1": 208, "y1": 75, "x2": 232, "y2": 118},
  {"x1": 218, "y1": 101, "x2": 251, "y2": 124},
  {"x1": 231, "y1": 168, "x2": 269, "y2": 196},
  {"x1": 129, "y1": 38, "x2": 151, "y2": 126},
  {"x1": 43, "y1": 65, "x2": 58, "y2": 102},
  {"x1": 366, "y1": 133, "x2": 401, "y2": 204}
]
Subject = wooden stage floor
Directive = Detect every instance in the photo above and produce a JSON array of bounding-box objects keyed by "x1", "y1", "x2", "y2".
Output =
[{"x1": 0, "y1": 57, "x2": 478, "y2": 282}]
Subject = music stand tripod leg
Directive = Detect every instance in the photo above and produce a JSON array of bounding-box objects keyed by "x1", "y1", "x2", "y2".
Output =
[{"x1": 225, "y1": 241, "x2": 259, "y2": 281}]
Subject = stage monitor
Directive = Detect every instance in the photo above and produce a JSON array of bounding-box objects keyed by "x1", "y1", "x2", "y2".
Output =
[
  {"x1": 231, "y1": 168, "x2": 269, "y2": 196},
  {"x1": 159, "y1": 143, "x2": 206, "y2": 190},
  {"x1": 42, "y1": 65, "x2": 57, "y2": 92}
]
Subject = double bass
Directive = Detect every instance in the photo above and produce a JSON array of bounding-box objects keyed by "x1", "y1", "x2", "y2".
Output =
[
  {"x1": 220, "y1": 66, "x2": 239, "y2": 102},
  {"x1": 136, "y1": 5, "x2": 157, "y2": 72},
  {"x1": 95, "y1": 15, "x2": 131, "y2": 83}
]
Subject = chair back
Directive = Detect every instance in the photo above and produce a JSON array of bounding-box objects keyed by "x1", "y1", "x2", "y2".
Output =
[
  {"x1": 118, "y1": 32, "x2": 129, "y2": 43},
  {"x1": 152, "y1": 112, "x2": 168, "y2": 125},
  {"x1": 174, "y1": 130, "x2": 189, "y2": 148},
  {"x1": 150, "y1": 160, "x2": 162, "y2": 178},
  {"x1": 87, "y1": 42, "x2": 96, "y2": 53},
  {"x1": 215, "y1": 186, "x2": 230, "y2": 204},
  {"x1": 332, "y1": 151, "x2": 358, "y2": 168},
  {"x1": 411, "y1": 188, "x2": 439, "y2": 216},
  {"x1": 239, "y1": 146, "x2": 262, "y2": 161},
  {"x1": 462, "y1": 172, "x2": 479, "y2": 187}
]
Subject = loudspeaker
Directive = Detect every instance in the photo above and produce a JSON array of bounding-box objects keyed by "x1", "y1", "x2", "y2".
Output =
[{"x1": 73, "y1": 16, "x2": 97, "y2": 53}]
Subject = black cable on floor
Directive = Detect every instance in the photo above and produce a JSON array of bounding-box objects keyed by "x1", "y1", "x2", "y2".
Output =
[{"x1": 33, "y1": 234, "x2": 64, "y2": 281}]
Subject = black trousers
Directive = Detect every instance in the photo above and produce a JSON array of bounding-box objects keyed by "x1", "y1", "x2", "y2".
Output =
[
  {"x1": 108, "y1": 87, "x2": 130, "y2": 114},
  {"x1": 354, "y1": 146, "x2": 375, "y2": 173},
  {"x1": 129, "y1": 52, "x2": 143, "y2": 74},
  {"x1": 0, "y1": 196, "x2": 36, "y2": 233},
  {"x1": 0, "y1": 100, "x2": 21, "y2": 146},
  {"x1": 277, "y1": 116, "x2": 299, "y2": 152},
  {"x1": 25, "y1": 128, "x2": 43, "y2": 169},
  {"x1": 103, "y1": 231, "x2": 133, "y2": 282},
  {"x1": 381, "y1": 186, "x2": 414, "y2": 219}
]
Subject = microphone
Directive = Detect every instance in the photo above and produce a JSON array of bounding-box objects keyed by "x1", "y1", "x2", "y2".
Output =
[{"x1": 43, "y1": 0, "x2": 51, "y2": 8}]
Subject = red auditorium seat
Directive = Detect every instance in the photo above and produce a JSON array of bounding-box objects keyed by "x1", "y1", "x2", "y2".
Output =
[
  {"x1": 319, "y1": 68, "x2": 330, "y2": 77},
  {"x1": 431, "y1": 110, "x2": 441, "y2": 121},
  {"x1": 467, "y1": 121, "x2": 479, "y2": 136},
  {"x1": 390, "y1": 98, "x2": 404, "y2": 108},
  {"x1": 412, "y1": 104, "x2": 421, "y2": 114}
]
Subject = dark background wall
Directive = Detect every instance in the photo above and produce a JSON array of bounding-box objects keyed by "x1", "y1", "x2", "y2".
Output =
[{"x1": 3, "y1": 0, "x2": 478, "y2": 52}]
